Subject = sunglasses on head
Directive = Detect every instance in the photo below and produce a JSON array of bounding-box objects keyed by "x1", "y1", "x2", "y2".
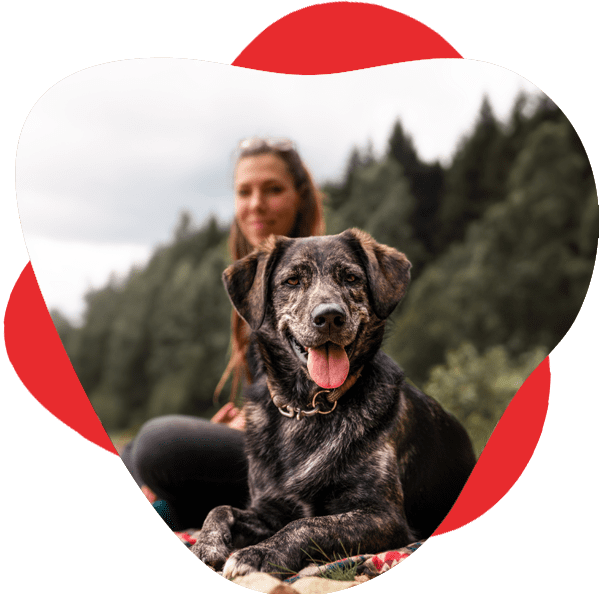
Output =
[{"x1": 238, "y1": 137, "x2": 296, "y2": 153}]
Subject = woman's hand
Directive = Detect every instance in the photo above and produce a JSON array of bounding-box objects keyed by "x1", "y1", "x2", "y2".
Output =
[{"x1": 211, "y1": 402, "x2": 245, "y2": 430}]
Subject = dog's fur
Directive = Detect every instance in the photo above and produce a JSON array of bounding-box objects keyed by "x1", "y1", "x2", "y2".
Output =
[{"x1": 191, "y1": 229, "x2": 476, "y2": 578}]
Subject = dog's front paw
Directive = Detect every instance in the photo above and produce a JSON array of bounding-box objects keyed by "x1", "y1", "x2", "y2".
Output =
[
  {"x1": 190, "y1": 531, "x2": 231, "y2": 571},
  {"x1": 222, "y1": 545, "x2": 296, "y2": 580}
]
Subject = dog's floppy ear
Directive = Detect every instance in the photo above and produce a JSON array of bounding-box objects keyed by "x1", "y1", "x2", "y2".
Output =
[
  {"x1": 341, "y1": 228, "x2": 412, "y2": 320},
  {"x1": 222, "y1": 235, "x2": 289, "y2": 330}
]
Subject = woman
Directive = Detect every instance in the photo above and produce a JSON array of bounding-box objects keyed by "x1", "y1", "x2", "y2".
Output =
[{"x1": 120, "y1": 138, "x2": 325, "y2": 531}]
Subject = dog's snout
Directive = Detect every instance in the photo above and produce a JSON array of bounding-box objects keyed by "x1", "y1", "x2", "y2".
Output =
[{"x1": 311, "y1": 303, "x2": 346, "y2": 330}]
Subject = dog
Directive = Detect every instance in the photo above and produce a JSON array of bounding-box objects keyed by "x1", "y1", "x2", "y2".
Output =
[{"x1": 191, "y1": 228, "x2": 476, "y2": 578}]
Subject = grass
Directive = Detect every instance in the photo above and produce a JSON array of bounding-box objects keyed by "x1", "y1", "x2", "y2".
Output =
[
  {"x1": 264, "y1": 539, "x2": 363, "y2": 582},
  {"x1": 302, "y1": 539, "x2": 363, "y2": 582}
]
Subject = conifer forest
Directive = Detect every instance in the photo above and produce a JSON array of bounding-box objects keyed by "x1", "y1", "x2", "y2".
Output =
[{"x1": 52, "y1": 94, "x2": 599, "y2": 456}]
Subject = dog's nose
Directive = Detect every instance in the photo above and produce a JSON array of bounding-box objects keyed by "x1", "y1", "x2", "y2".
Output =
[{"x1": 311, "y1": 303, "x2": 346, "y2": 330}]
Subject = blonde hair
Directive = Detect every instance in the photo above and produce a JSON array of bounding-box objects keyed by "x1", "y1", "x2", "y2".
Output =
[{"x1": 214, "y1": 138, "x2": 325, "y2": 402}]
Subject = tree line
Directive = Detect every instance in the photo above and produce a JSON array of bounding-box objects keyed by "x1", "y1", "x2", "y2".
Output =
[{"x1": 53, "y1": 93, "x2": 598, "y2": 456}]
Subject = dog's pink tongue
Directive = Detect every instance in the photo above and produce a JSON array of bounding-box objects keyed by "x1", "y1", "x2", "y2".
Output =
[{"x1": 307, "y1": 343, "x2": 349, "y2": 389}]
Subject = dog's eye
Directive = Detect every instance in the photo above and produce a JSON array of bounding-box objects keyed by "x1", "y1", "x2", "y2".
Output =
[
  {"x1": 286, "y1": 277, "x2": 300, "y2": 286},
  {"x1": 345, "y1": 274, "x2": 357, "y2": 283}
]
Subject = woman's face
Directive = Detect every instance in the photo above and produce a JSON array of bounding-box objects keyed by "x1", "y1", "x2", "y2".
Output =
[{"x1": 234, "y1": 153, "x2": 302, "y2": 247}]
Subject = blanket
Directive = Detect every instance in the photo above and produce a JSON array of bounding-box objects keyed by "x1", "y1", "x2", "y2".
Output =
[
  {"x1": 171, "y1": 518, "x2": 423, "y2": 583},
  {"x1": 145, "y1": 492, "x2": 423, "y2": 584}
]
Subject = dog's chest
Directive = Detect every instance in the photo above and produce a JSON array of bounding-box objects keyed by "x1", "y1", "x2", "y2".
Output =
[
  {"x1": 248, "y1": 403, "x2": 348, "y2": 493},
  {"x1": 281, "y1": 420, "x2": 343, "y2": 485}
]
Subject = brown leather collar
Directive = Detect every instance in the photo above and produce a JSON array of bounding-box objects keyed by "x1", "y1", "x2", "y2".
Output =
[{"x1": 267, "y1": 368, "x2": 363, "y2": 420}]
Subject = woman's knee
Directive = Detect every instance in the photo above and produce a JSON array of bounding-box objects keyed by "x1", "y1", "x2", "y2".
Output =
[{"x1": 129, "y1": 415, "x2": 193, "y2": 485}]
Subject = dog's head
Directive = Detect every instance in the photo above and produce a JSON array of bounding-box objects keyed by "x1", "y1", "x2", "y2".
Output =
[{"x1": 223, "y1": 229, "x2": 411, "y2": 390}]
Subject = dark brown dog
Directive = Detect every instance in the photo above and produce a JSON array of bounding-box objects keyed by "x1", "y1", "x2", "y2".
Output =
[{"x1": 191, "y1": 229, "x2": 476, "y2": 578}]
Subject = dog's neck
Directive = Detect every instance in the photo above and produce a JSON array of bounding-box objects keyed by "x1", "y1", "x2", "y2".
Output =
[{"x1": 266, "y1": 368, "x2": 363, "y2": 420}]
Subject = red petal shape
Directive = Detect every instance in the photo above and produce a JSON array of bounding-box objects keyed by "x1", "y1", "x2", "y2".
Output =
[
  {"x1": 432, "y1": 357, "x2": 551, "y2": 535},
  {"x1": 4, "y1": 263, "x2": 117, "y2": 454},
  {"x1": 233, "y1": 2, "x2": 462, "y2": 73}
]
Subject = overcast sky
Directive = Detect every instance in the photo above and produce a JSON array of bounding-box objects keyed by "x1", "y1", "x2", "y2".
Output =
[{"x1": 16, "y1": 58, "x2": 541, "y2": 322}]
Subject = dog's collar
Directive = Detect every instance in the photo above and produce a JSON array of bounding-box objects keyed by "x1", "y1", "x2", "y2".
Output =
[{"x1": 267, "y1": 369, "x2": 363, "y2": 421}]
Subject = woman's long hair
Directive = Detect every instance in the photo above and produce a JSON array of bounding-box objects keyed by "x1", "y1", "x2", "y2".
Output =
[{"x1": 214, "y1": 138, "x2": 325, "y2": 403}]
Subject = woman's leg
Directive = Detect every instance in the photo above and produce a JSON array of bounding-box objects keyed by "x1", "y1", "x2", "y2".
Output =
[{"x1": 120, "y1": 415, "x2": 249, "y2": 530}]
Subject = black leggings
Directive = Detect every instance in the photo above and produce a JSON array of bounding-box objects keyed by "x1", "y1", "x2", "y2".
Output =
[{"x1": 120, "y1": 415, "x2": 250, "y2": 531}]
